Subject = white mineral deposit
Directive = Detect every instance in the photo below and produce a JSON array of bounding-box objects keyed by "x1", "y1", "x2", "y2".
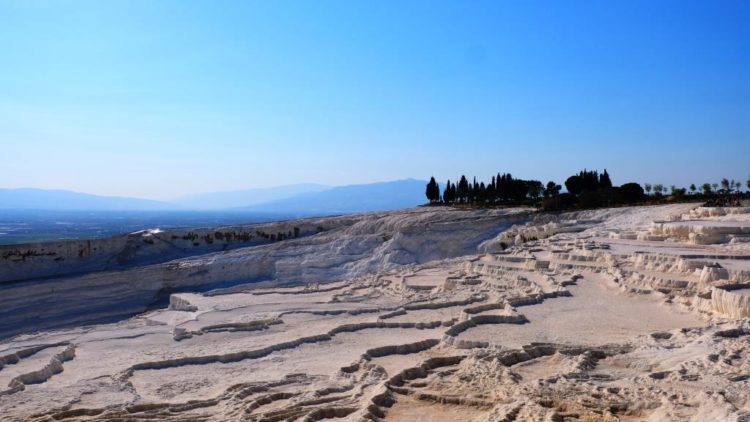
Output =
[{"x1": 2, "y1": 203, "x2": 749, "y2": 421}]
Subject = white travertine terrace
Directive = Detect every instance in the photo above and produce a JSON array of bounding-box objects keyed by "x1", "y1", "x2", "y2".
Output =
[
  {"x1": 1, "y1": 203, "x2": 749, "y2": 421},
  {"x1": 645, "y1": 206, "x2": 750, "y2": 245},
  {"x1": 712, "y1": 287, "x2": 750, "y2": 319}
]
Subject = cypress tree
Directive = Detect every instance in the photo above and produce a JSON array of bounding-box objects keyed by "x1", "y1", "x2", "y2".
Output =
[
  {"x1": 443, "y1": 179, "x2": 454, "y2": 203},
  {"x1": 471, "y1": 177, "x2": 479, "y2": 203},
  {"x1": 488, "y1": 176, "x2": 497, "y2": 203},
  {"x1": 495, "y1": 173, "x2": 502, "y2": 201},
  {"x1": 457, "y1": 175, "x2": 469, "y2": 203},
  {"x1": 425, "y1": 177, "x2": 440, "y2": 203},
  {"x1": 600, "y1": 169, "x2": 613, "y2": 189},
  {"x1": 481, "y1": 182, "x2": 488, "y2": 203}
]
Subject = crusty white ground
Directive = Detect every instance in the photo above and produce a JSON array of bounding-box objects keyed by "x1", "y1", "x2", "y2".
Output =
[{"x1": 1, "y1": 203, "x2": 749, "y2": 422}]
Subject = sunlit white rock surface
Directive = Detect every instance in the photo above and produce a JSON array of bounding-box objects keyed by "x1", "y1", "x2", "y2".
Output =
[{"x1": 1, "y1": 203, "x2": 750, "y2": 421}]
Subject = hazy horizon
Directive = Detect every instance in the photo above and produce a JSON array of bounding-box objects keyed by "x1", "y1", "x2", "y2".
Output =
[
  {"x1": 1, "y1": 178, "x2": 426, "y2": 202},
  {"x1": 2, "y1": 1, "x2": 749, "y2": 200}
]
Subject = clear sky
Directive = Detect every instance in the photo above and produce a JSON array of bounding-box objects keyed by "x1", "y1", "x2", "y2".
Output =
[{"x1": 1, "y1": 0, "x2": 748, "y2": 200}]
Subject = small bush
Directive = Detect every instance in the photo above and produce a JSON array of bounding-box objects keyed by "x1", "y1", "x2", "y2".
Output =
[
  {"x1": 619, "y1": 183, "x2": 645, "y2": 204},
  {"x1": 579, "y1": 190, "x2": 602, "y2": 208},
  {"x1": 541, "y1": 192, "x2": 577, "y2": 211}
]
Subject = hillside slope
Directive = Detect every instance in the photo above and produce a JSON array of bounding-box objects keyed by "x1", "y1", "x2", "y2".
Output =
[{"x1": 241, "y1": 179, "x2": 427, "y2": 215}]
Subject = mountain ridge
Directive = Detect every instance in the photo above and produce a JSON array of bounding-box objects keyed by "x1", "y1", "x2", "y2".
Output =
[
  {"x1": 172, "y1": 183, "x2": 330, "y2": 210},
  {"x1": 238, "y1": 179, "x2": 427, "y2": 215},
  {"x1": 0, "y1": 188, "x2": 179, "y2": 211},
  {"x1": 0, "y1": 179, "x2": 427, "y2": 213}
]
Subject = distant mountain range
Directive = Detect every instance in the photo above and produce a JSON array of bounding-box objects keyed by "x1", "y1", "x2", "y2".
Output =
[
  {"x1": 0, "y1": 188, "x2": 177, "y2": 211},
  {"x1": 0, "y1": 179, "x2": 427, "y2": 214},
  {"x1": 172, "y1": 183, "x2": 330, "y2": 210},
  {"x1": 240, "y1": 179, "x2": 427, "y2": 215}
]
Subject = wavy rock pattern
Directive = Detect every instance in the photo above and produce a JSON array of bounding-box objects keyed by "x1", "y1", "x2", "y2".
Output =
[
  {"x1": 2, "y1": 204, "x2": 750, "y2": 421},
  {"x1": 0, "y1": 208, "x2": 529, "y2": 339},
  {"x1": 1, "y1": 344, "x2": 75, "y2": 396}
]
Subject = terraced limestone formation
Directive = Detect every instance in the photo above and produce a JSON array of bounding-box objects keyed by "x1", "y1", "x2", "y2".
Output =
[{"x1": 1, "y1": 203, "x2": 749, "y2": 421}]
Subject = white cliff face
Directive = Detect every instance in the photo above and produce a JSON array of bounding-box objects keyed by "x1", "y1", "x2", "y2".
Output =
[
  {"x1": 0, "y1": 208, "x2": 531, "y2": 338},
  {"x1": 2, "y1": 203, "x2": 750, "y2": 422},
  {"x1": 0, "y1": 216, "x2": 360, "y2": 283}
]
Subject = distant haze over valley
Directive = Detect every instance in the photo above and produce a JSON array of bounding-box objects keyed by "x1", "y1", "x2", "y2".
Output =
[
  {"x1": 172, "y1": 184, "x2": 331, "y2": 210},
  {"x1": 0, "y1": 179, "x2": 426, "y2": 214},
  {"x1": 0, "y1": 179, "x2": 427, "y2": 244}
]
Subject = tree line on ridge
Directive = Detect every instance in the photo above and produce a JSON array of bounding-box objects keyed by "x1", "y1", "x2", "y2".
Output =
[{"x1": 425, "y1": 170, "x2": 749, "y2": 211}]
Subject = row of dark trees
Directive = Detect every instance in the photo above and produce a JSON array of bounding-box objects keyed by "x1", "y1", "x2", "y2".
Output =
[
  {"x1": 640, "y1": 178, "x2": 750, "y2": 207},
  {"x1": 644, "y1": 178, "x2": 750, "y2": 197},
  {"x1": 556, "y1": 169, "x2": 647, "y2": 210},
  {"x1": 564, "y1": 170, "x2": 611, "y2": 194},
  {"x1": 427, "y1": 170, "x2": 749, "y2": 211},
  {"x1": 428, "y1": 171, "x2": 749, "y2": 208},
  {"x1": 426, "y1": 174, "x2": 556, "y2": 205},
  {"x1": 425, "y1": 170, "x2": 619, "y2": 207}
]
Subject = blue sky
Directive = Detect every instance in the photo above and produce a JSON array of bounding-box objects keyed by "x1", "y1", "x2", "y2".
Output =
[{"x1": 1, "y1": 0, "x2": 748, "y2": 200}]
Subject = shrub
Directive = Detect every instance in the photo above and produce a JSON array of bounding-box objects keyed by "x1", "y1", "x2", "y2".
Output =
[
  {"x1": 579, "y1": 190, "x2": 602, "y2": 208},
  {"x1": 541, "y1": 192, "x2": 577, "y2": 211},
  {"x1": 619, "y1": 183, "x2": 645, "y2": 204}
]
